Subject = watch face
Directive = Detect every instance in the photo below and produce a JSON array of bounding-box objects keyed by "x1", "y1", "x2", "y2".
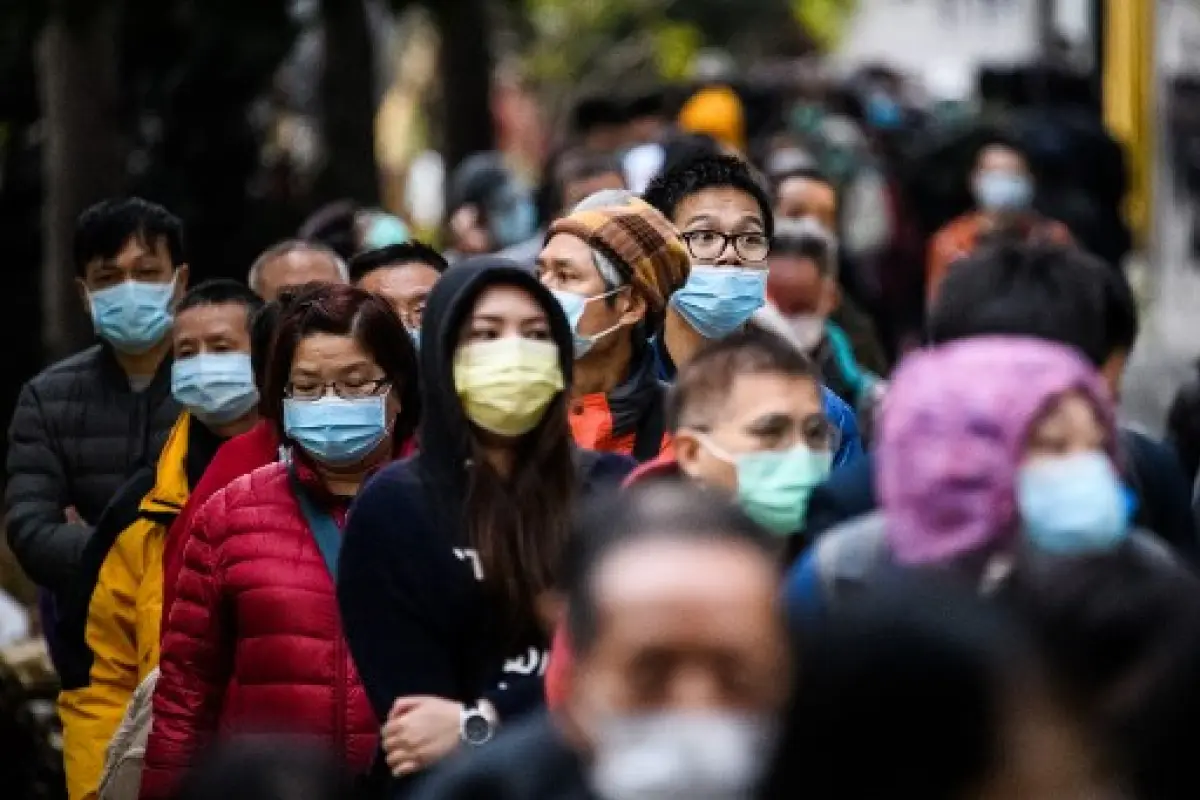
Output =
[{"x1": 464, "y1": 712, "x2": 492, "y2": 745}]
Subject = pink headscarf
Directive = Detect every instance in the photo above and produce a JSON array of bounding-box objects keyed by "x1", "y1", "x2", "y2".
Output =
[{"x1": 877, "y1": 337, "x2": 1118, "y2": 566}]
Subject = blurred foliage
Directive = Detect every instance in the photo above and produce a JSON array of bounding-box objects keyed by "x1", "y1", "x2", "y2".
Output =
[{"x1": 793, "y1": 0, "x2": 859, "y2": 50}]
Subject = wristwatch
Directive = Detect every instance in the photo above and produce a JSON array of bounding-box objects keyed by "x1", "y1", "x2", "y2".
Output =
[{"x1": 460, "y1": 703, "x2": 496, "y2": 746}]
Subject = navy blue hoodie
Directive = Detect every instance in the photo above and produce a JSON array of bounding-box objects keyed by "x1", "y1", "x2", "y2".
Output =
[{"x1": 337, "y1": 257, "x2": 633, "y2": 796}]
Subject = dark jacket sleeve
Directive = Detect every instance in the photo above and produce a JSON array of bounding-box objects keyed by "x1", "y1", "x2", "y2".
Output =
[
  {"x1": 1166, "y1": 374, "x2": 1200, "y2": 483},
  {"x1": 1124, "y1": 430, "x2": 1199, "y2": 564},
  {"x1": 803, "y1": 454, "x2": 878, "y2": 542},
  {"x1": 5, "y1": 381, "x2": 90, "y2": 591},
  {"x1": 338, "y1": 470, "x2": 462, "y2": 721}
]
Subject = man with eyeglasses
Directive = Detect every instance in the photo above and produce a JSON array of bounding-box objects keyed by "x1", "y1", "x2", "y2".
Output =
[
  {"x1": 542, "y1": 325, "x2": 836, "y2": 711},
  {"x1": 643, "y1": 153, "x2": 862, "y2": 469}
]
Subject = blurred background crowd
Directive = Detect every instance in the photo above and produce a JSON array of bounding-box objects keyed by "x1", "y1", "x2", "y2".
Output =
[{"x1": 3, "y1": 0, "x2": 1200, "y2": 798}]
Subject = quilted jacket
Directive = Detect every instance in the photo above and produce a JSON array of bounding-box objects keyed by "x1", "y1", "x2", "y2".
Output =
[
  {"x1": 139, "y1": 460, "x2": 378, "y2": 799},
  {"x1": 6, "y1": 344, "x2": 178, "y2": 592}
]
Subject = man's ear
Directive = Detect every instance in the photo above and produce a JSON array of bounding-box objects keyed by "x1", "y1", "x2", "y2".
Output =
[
  {"x1": 172, "y1": 264, "x2": 190, "y2": 305},
  {"x1": 76, "y1": 277, "x2": 92, "y2": 316},
  {"x1": 618, "y1": 287, "x2": 647, "y2": 328},
  {"x1": 674, "y1": 429, "x2": 705, "y2": 481}
]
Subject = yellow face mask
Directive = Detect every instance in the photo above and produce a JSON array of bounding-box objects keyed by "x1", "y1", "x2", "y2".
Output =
[{"x1": 453, "y1": 337, "x2": 565, "y2": 437}]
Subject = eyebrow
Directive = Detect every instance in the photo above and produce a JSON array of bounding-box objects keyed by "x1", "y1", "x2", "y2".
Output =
[{"x1": 746, "y1": 413, "x2": 792, "y2": 431}]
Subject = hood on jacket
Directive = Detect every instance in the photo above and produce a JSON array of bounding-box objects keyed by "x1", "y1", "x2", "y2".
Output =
[
  {"x1": 417, "y1": 256, "x2": 575, "y2": 492},
  {"x1": 878, "y1": 336, "x2": 1117, "y2": 567}
]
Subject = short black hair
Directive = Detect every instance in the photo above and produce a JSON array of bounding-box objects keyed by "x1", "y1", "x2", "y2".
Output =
[
  {"x1": 571, "y1": 96, "x2": 628, "y2": 136},
  {"x1": 564, "y1": 483, "x2": 776, "y2": 654},
  {"x1": 1102, "y1": 264, "x2": 1139, "y2": 355},
  {"x1": 557, "y1": 149, "x2": 626, "y2": 190},
  {"x1": 667, "y1": 326, "x2": 819, "y2": 431},
  {"x1": 643, "y1": 153, "x2": 775, "y2": 237},
  {"x1": 73, "y1": 197, "x2": 186, "y2": 276},
  {"x1": 348, "y1": 241, "x2": 449, "y2": 283},
  {"x1": 624, "y1": 88, "x2": 667, "y2": 120},
  {"x1": 928, "y1": 242, "x2": 1111, "y2": 367},
  {"x1": 176, "y1": 279, "x2": 264, "y2": 319},
  {"x1": 659, "y1": 133, "x2": 723, "y2": 178}
]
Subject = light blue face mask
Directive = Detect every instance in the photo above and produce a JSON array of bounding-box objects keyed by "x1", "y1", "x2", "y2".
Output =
[
  {"x1": 89, "y1": 277, "x2": 177, "y2": 354},
  {"x1": 551, "y1": 288, "x2": 622, "y2": 358},
  {"x1": 973, "y1": 171, "x2": 1034, "y2": 212},
  {"x1": 1017, "y1": 450, "x2": 1130, "y2": 555},
  {"x1": 670, "y1": 266, "x2": 767, "y2": 340},
  {"x1": 172, "y1": 353, "x2": 259, "y2": 427},
  {"x1": 362, "y1": 214, "x2": 410, "y2": 250},
  {"x1": 283, "y1": 394, "x2": 389, "y2": 466},
  {"x1": 490, "y1": 194, "x2": 537, "y2": 249}
]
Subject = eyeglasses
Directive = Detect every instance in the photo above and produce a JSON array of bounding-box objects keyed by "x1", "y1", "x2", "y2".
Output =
[
  {"x1": 681, "y1": 230, "x2": 771, "y2": 263},
  {"x1": 284, "y1": 377, "x2": 391, "y2": 401}
]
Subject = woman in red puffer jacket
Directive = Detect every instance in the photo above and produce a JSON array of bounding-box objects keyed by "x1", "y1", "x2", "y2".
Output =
[{"x1": 140, "y1": 284, "x2": 421, "y2": 799}]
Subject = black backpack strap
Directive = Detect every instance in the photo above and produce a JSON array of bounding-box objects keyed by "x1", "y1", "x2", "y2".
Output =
[{"x1": 631, "y1": 382, "x2": 668, "y2": 463}]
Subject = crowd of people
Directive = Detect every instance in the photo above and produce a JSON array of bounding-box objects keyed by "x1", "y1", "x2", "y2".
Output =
[{"x1": 2, "y1": 72, "x2": 1200, "y2": 800}]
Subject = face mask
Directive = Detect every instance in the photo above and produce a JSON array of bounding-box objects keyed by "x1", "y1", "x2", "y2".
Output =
[
  {"x1": 489, "y1": 195, "x2": 537, "y2": 249},
  {"x1": 89, "y1": 277, "x2": 177, "y2": 354},
  {"x1": 1017, "y1": 451, "x2": 1129, "y2": 555},
  {"x1": 171, "y1": 353, "x2": 259, "y2": 427},
  {"x1": 283, "y1": 394, "x2": 390, "y2": 466},
  {"x1": 783, "y1": 313, "x2": 826, "y2": 354},
  {"x1": 671, "y1": 266, "x2": 767, "y2": 340},
  {"x1": 590, "y1": 712, "x2": 773, "y2": 800},
  {"x1": 454, "y1": 337, "x2": 564, "y2": 437},
  {"x1": 362, "y1": 214, "x2": 410, "y2": 250},
  {"x1": 973, "y1": 171, "x2": 1034, "y2": 212},
  {"x1": 551, "y1": 288, "x2": 623, "y2": 359},
  {"x1": 702, "y1": 437, "x2": 832, "y2": 535}
]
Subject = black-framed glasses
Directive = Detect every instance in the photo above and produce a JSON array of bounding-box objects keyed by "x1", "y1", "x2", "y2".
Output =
[
  {"x1": 284, "y1": 377, "x2": 391, "y2": 401},
  {"x1": 681, "y1": 230, "x2": 771, "y2": 262}
]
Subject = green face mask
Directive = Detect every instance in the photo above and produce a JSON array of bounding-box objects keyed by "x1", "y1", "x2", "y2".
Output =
[{"x1": 701, "y1": 438, "x2": 834, "y2": 536}]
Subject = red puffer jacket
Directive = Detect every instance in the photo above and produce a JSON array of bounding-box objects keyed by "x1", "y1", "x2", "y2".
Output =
[{"x1": 140, "y1": 461, "x2": 379, "y2": 799}]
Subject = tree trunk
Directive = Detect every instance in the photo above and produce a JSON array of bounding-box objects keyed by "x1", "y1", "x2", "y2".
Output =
[
  {"x1": 37, "y1": 6, "x2": 125, "y2": 360},
  {"x1": 319, "y1": 0, "x2": 380, "y2": 204},
  {"x1": 431, "y1": 0, "x2": 494, "y2": 172}
]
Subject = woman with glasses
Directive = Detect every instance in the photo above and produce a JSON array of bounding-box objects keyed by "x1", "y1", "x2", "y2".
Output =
[
  {"x1": 140, "y1": 284, "x2": 421, "y2": 799},
  {"x1": 543, "y1": 325, "x2": 838, "y2": 711}
]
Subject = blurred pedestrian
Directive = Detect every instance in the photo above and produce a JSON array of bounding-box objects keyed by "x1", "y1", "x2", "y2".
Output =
[
  {"x1": 57, "y1": 280, "x2": 263, "y2": 800},
  {"x1": 141, "y1": 284, "x2": 421, "y2": 799},
  {"x1": 298, "y1": 202, "x2": 411, "y2": 264},
  {"x1": 445, "y1": 153, "x2": 538, "y2": 260},
  {"x1": 677, "y1": 85, "x2": 747, "y2": 156},
  {"x1": 538, "y1": 196, "x2": 689, "y2": 461},
  {"x1": 349, "y1": 242, "x2": 449, "y2": 338},
  {"x1": 0, "y1": 655, "x2": 64, "y2": 800},
  {"x1": 246, "y1": 240, "x2": 348, "y2": 302},
  {"x1": 806, "y1": 243, "x2": 1197, "y2": 562},
  {"x1": 6, "y1": 199, "x2": 188, "y2": 674},
  {"x1": 337, "y1": 258, "x2": 634, "y2": 793},
  {"x1": 643, "y1": 154, "x2": 862, "y2": 468},
  {"x1": 414, "y1": 483, "x2": 789, "y2": 800},
  {"x1": 927, "y1": 139, "x2": 1072, "y2": 302},
  {"x1": 788, "y1": 337, "x2": 1165, "y2": 618},
  {"x1": 763, "y1": 577, "x2": 1114, "y2": 798}
]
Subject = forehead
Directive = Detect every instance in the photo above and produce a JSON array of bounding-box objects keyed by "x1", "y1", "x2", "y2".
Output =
[
  {"x1": 470, "y1": 283, "x2": 546, "y2": 318},
  {"x1": 359, "y1": 262, "x2": 440, "y2": 293},
  {"x1": 539, "y1": 233, "x2": 595, "y2": 268},
  {"x1": 674, "y1": 187, "x2": 764, "y2": 229},
  {"x1": 978, "y1": 145, "x2": 1025, "y2": 170},
  {"x1": 592, "y1": 539, "x2": 778, "y2": 632},
  {"x1": 174, "y1": 302, "x2": 249, "y2": 335},
  {"x1": 712, "y1": 372, "x2": 823, "y2": 422},
  {"x1": 291, "y1": 332, "x2": 373, "y2": 368},
  {"x1": 91, "y1": 235, "x2": 172, "y2": 267}
]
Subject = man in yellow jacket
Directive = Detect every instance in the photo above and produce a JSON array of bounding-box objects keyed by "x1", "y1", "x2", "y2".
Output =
[{"x1": 57, "y1": 279, "x2": 263, "y2": 800}]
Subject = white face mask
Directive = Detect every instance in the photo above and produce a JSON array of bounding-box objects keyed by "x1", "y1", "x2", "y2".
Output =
[
  {"x1": 589, "y1": 711, "x2": 774, "y2": 800},
  {"x1": 783, "y1": 313, "x2": 826, "y2": 354}
]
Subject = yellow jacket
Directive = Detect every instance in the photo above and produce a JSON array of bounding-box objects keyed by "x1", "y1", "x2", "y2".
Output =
[{"x1": 59, "y1": 413, "x2": 192, "y2": 800}]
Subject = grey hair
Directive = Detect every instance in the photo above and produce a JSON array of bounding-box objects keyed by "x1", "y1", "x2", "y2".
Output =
[
  {"x1": 572, "y1": 189, "x2": 639, "y2": 213},
  {"x1": 246, "y1": 239, "x2": 349, "y2": 296}
]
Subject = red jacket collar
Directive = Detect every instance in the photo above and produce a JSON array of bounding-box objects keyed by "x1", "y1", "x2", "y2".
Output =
[{"x1": 621, "y1": 452, "x2": 682, "y2": 488}]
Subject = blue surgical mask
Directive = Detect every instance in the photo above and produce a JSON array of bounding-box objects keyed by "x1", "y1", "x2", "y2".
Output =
[
  {"x1": 490, "y1": 195, "x2": 537, "y2": 249},
  {"x1": 670, "y1": 266, "x2": 766, "y2": 340},
  {"x1": 283, "y1": 395, "x2": 390, "y2": 466},
  {"x1": 89, "y1": 277, "x2": 177, "y2": 354},
  {"x1": 973, "y1": 171, "x2": 1034, "y2": 212},
  {"x1": 551, "y1": 288, "x2": 622, "y2": 358},
  {"x1": 171, "y1": 353, "x2": 259, "y2": 427},
  {"x1": 1018, "y1": 451, "x2": 1129, "y2": 555},
  {"x1": 362, "y1": 214, "x2": 410, "y2": 250}
]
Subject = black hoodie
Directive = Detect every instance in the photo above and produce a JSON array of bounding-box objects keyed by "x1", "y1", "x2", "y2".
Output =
[{"x1": 337, "y1": 257, "x2": 633, "y2": 794}]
